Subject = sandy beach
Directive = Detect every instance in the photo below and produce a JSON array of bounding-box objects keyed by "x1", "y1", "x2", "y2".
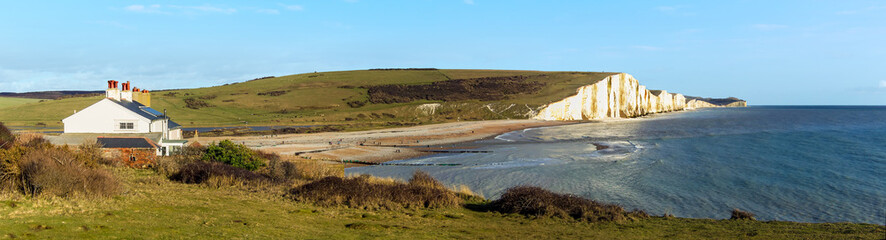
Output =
[{"x1": 194, "y1": 120, "x2": 574, "y2": 165}]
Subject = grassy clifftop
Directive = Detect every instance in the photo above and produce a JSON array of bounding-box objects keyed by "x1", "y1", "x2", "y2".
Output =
[
  {"x1": 0, "y1": 69, "x2": 617, "y2": 128},
  {"x1": 1, "y1": 167, "x2": 881, "y2": 239}
]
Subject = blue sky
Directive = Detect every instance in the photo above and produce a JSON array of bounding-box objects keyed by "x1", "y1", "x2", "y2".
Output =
[{"x1": 1, "y1": 1, "x2": 884, "y2": 105}]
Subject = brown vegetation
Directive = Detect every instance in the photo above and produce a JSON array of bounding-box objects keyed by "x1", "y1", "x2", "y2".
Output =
[
  {"x1": 0, "y1": 125, "x2": 119, "y2": 198},
  {"x1": 731, "y1": 208, "x2": 756, "y2": 220},
  {"x1": 287, "y1": 171, "x2": 462, "y2": 209},
  {"x1": 257, "y1": 90, "x2": 288, "y2": 96},
  {"x1": 489, "y1": 186, "x2": 647, "y2": 222},
  {"x1": 183, "y1": 98, "x2": 212, "y2": 109},
  {"x1": 0, "y1": 122, "x2": 13, "y2": 150},
  {"x1": 367, "y1": 76, "x2": 545, "y2": 104},
  {"x1": 169, "y1": 161, "x2": 269, "y2": 184}
]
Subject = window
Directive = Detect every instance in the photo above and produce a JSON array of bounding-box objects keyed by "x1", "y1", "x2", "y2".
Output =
[{"x1": 119, "y1": 122, "x2": 134, "y2": 130}]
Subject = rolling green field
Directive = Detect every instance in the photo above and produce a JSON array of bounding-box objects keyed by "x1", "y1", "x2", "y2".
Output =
[
  {"x1": 0, "y1": 69, "x2": 616, "y2": 129},
  {"x1": 0, "y1": 96, "x2": 42, "y2": 109},
  {"x1": 1, "y1": 168, "x2": 882, "y2": 239}
]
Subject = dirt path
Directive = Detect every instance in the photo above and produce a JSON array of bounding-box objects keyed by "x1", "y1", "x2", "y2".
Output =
[{"x1": 193, "y1": 120, "x2": 574, "y2": 165}]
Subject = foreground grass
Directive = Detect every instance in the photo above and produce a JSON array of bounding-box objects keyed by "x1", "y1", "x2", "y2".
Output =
[{"x1": 1, "y1": 168, "x2": 882, "y2": 239}]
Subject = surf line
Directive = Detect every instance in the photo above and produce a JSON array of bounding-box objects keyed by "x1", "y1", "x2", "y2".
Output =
[{"x1": 341, "y1": 160, "x2": 461, "y2": 166}]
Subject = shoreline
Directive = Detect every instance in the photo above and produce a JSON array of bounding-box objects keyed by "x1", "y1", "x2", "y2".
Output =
[{"x1": 193, "y1": 119, "x2": 578, "y2": 167}]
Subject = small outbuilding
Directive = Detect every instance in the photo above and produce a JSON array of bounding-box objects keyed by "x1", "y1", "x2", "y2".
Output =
[{"x1": 96, "y1": 137, "x2": 159, "y2": 168}]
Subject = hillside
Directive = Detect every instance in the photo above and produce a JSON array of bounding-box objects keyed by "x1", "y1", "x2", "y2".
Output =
[
  {"x1": 0, "y1": 69, "x2": 619, "y2": 128},
  {"x1": 0, "y1": 90, "x2": 104, "y2": 99},
  {"x1": 0, "y1": 97, "x2": 42, "y2": 109},
  {"x1": 0, "y1": 69, "x2": 744, "y2": 129}
]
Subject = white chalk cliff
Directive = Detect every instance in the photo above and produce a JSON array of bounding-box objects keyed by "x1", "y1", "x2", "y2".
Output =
[{"x1": 533, "y1": 73, "x2": 743, "y2": 120}]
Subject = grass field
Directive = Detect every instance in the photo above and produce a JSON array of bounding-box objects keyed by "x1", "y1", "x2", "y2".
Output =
[
  {"x1": 0, "y1": 69, "x2": 617, "y2": 129},
  {"x1": 0, "y1": 96, "x2": 42, "y2": 109},
  {"x1": 1, "y1": 167, "x2": 882, "y2": 239}
]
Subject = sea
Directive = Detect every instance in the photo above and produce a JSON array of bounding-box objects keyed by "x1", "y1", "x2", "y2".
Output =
[{"x1": 347, "y1": 106, "x2": 886, "y2": 224}]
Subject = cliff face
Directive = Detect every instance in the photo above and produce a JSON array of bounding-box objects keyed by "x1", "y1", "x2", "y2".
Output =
[{"x1": 533, "y1": 73, "x2": 742, "y2": 121}]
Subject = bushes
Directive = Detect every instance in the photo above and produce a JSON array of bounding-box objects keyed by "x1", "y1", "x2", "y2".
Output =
[
  {"x1": 17, "y1": 149, "x2": 120, "y2": 197},
  {"x1": 731, "y1": 208, "x2": 756, "y2": 220},
  {"x1": 489, "y1": 186, "x2": 647, "y2": 222},
  {"x1": 203, "y1": 140, "x2": 265, "y2": 170},
  {"x1": 169, "y1": 161, "x2": 268, "y2": 184},
  {"x1": 183, "y1": 98, "x2": 212, "y2": 109},
  {"x1": 287, "y1": 171, "x2": 461, "y2": 209},
  {"x1": 153, "y1": 144, "x2": 205, "y2": 176},
  {"x1": 0, "y1": 142, "x2": 119, "y2": 198},
  {"x1": 0, "y1": 130, "x2": 119, "y2": 198},
  {"x1": 0, "y1": 122, "x2": 13, "y2": 150}
]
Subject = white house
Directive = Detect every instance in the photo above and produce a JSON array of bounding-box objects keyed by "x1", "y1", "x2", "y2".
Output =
[{"x1": 59, "y1": 80, "x2": 186, "y2": 155}]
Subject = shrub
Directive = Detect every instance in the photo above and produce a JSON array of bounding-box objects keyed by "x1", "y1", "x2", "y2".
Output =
[
  {"x1": 266, "y1": 158, "x2": 343, "y2": 181},
  {"x1": 0, "y1": 133, "x2": 119, "y2": 198},
  {"x1": 153, "y1": 144, "x2": 205, "y2": 177},
  {"x1": 287, "y1": 171, "x2": 461, "y2": 209},
  {"x1": 731, "y1": 208, "x2": 756, "y2": 220},
  {"x1": 257, "y1": 90, "x2": 288, "y2": 96},
  {"x1": 489, "y1": 186, "x2": 647, "y2": 222},
  {"x1": 17, "y1": 148, "x2": 120, "y2": 197},
  {"x1": 261, "y1": 157, "x2": 300, "y2": 182},
  {"x1": 0, "y1": 122, "x2": 13, "y2": 150},
  {"x1": 409, "y1": 170, "x2": 445, "y2": 190},
  {"x1": 346, "y1": 100, "x2": 366, "y2": 108},
  {"x1": 202, "y1": 140, "x2": 266, "y2": 171},
  {"x1": 183, "y1": 98, "x2": 212, "y2": 109},
  {"x1": 169, "y1": 161, "x2": 268, "y2": 184}
]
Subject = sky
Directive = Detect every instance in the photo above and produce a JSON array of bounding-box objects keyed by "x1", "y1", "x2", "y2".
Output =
[{"x1": 1, "y1": 1, "x2": 884, "y2": 105}]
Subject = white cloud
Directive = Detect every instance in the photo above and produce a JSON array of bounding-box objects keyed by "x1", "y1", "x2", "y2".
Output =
[
  {"x1": 170, "y1": 5, "x2": 237, "y2": 14},
  {"x1": 633, "y1": 45, "x2": 662, "y2": 51},
  {"x1": 655, "y1": 5, "x2": 694, "y2": 16},
  {"x1": 124, "y1": 4, "x2": 236, "y2": 15},
  {"x1": 751, "y1": 24, "x2": 788, "y2": 31},
  {"x1": 656, "y1": 6, "x2": 677, "y2": 12},
  {"x1": 256, "y1": 8, "x2": 280, "y2": 14},
  {"x1": 464, "y1": 0, "x2": 475, "y2": 5},
  {"x1": 880, "y1": 80, "x2": 886, "y2": 88},
  {"x1": 124, "y1": 4, "x2": 164, "y2": 13},
  {"x1": 282, "y1": 4, "x2": 304, "y2": 11},
  {"x1": 89, "y1": 20, "x2": 134, "y2": 30},
  {"x1": 125, "y1": 5, "x2": 144, "y2": 11}
]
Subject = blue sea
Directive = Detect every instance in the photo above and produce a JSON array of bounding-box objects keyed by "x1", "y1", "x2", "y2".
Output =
[{"x1": 348, "y1": 106, "x2": 886, "y2": 224}]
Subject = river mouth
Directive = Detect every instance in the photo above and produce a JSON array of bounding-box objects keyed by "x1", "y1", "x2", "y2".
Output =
[{"x1": 348, "y1": 107, "x2": 886, "y2": 224}]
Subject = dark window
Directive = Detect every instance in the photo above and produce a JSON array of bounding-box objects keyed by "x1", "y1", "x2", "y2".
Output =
[
  {"x1": 129, "y1": 156, "x2": 136, "y2": 162},
  {"x1": 119, "y1": 122, "x2": 134, "y2": 130}
]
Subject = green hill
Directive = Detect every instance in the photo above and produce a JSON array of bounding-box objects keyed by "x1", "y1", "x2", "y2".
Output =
[
  {"x1": 0, "y1": 97, "x2": 42, "y2": 109},
  {"x1": 0, "y1": 69, "x2": 617, "y2": 129}
]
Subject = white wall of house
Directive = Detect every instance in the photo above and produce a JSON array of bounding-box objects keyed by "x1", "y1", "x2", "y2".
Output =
[
  {"x1": 168, "y1": 129, "x2": 182, "y2": 140},
  {"x1": 150, "y1": 120, "x2": 165, "y2": 132},
  {"x1": 63, "y1": 99, "x2": 151, "y2": 133}
]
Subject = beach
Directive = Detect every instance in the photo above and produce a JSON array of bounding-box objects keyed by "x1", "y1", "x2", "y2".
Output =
[{"x1": 194, "y1": 120, "x2": 574, "y2": 165}]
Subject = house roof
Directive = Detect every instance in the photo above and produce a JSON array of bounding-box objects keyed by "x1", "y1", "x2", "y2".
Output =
[
  {"x1": 97, "y1": 137, "x2": 158, "y2": 149},
  {"x1": 109, "y1": 99, "x2": 181, "y2": 129}
]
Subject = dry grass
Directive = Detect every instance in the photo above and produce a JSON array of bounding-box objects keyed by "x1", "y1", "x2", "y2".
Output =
[
  {"x1": 490, "y1": 186, "x2": 648, "y2": 222},
  {"x1": 287, "y1": 171, "x2": 463, "y2": 210}
]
